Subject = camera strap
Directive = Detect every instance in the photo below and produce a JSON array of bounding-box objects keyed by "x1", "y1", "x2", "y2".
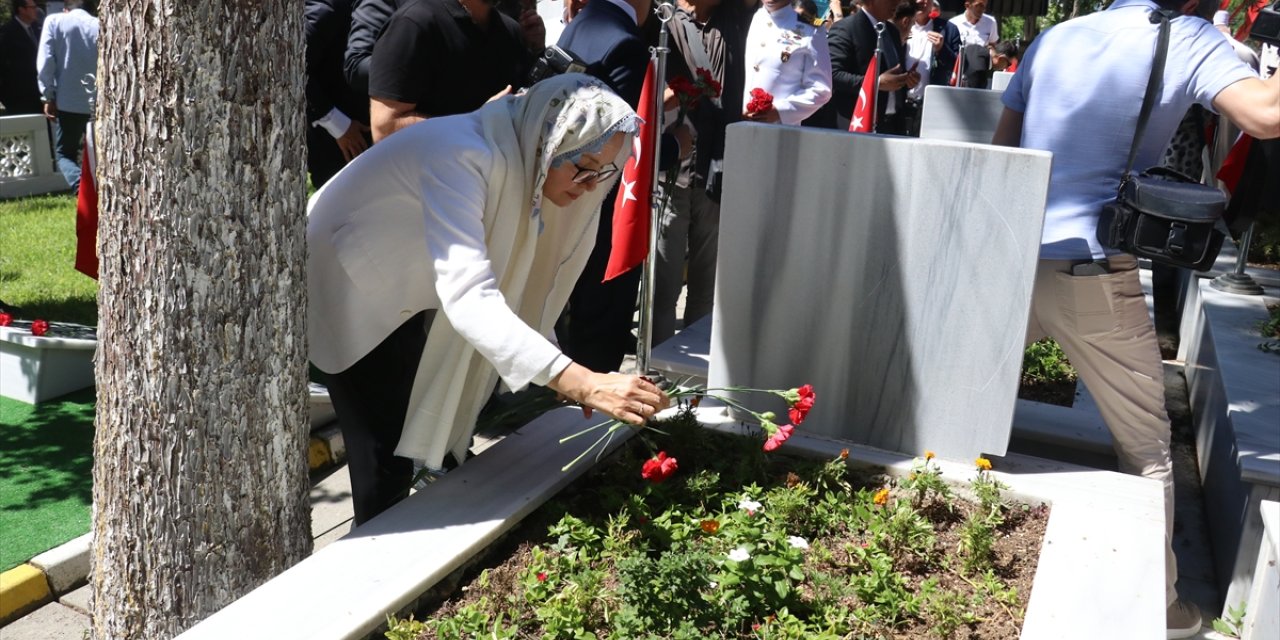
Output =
[{"x1": 1122, "y1": 9, "x2": 1173, "y2": 186}]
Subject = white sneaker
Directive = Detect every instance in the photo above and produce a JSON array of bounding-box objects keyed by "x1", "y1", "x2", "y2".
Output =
[{"x1": 1166, "y1": 599, "x2": 1202, "y2": 639}]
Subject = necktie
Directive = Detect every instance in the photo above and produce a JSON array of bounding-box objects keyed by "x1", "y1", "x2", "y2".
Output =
[{"x1": 29, "y1": 24, "x2": 39, "y2": 44}]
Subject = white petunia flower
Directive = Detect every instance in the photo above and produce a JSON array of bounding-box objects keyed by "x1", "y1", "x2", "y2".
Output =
[
  {"x1": 728, "y1": 547, "x2": 751, "y2": 562},
  {"x1": 738, "y1": 497, "x2": 763, "y2": 513},
  {"x1": 787, "y1": 536, "x2": 809, "y2": 550}
]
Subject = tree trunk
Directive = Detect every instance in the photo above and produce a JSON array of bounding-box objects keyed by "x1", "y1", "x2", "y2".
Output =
[{"x1": 91, "y1": 2, "x2": 311, "y2": 637}]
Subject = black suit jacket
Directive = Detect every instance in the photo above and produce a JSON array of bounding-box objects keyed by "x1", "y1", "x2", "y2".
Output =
[
  {"x1": 927, "y1": 17, "x2": 961, "y2": 88},
  {"x1": 306, "y1": 0, "x2": 367, "y2": 125},
  {"x1": 819, "y1": 11, "x2": 905, "y2": 132},
  {"x1": 0, "y1": 18, "x2": 43, "y2": 114},
  {"x1": 556, "y1": 1, "x2": 648, "y2": 108}
]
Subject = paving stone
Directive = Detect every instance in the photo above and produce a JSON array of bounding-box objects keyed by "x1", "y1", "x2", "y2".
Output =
[
  {"x1": 0, "y1": 602, "x2": 88, "y2": 640},
  {"x1": 57, "y1": 585, "x2": 90, "y2": 616},
  {"x1": 309, "y1": 466, "x2": 353, "y2": 544}
]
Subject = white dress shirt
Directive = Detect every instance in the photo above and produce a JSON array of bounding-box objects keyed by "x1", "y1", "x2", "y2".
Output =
[
  {"x1": 906, "y1": 22, "x2": 935, "y2": 101},
  {"x1": 742, "y1": 4, "x2": 833, "y2": 126},
  {"x1": 36, "y1": 9, "x2": 99, "y2": 114},
  {"x1": 949, "y1": 12, "x2": 998, "y2": 46}
]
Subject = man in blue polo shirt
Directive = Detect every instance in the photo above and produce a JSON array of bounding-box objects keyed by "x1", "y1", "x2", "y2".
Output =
[{"x1": 992, "y1": 0, "x2": 1279, "y2": 637}]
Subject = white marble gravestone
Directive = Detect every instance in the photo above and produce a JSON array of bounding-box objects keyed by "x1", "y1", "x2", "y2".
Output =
[
  {"x1": 991, "y1": 71, "x2": 1015, "y2": 92},
  {"x1": 0, "y1": 114, "x2": 68, "y2": 198},
  {"x1": 918, "y1": 85, "x2": 1007, "y2": 144},
  {"x1": 708, "y1": 124, "x2": 1051, "y2": 459}
]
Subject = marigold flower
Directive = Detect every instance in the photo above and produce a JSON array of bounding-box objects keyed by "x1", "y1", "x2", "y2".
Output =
[
  {"x1": 762, "y1": 423, "x2": 795, "y2": 452},
  {"x1": 975, "y1": 457, "x2": 993, "y2": 471},
  {"x1": 839, "y1": 448, "x2": 849, "y2": 460},
  {"x1": 536, "y1": 571, "x2": 548, "y2": 582},
  {"x1": 700, "y1": 519, "x2": 720, "y2": 534},
  {"x1": 728, "y1": 547, "x2": 751, "y2": 562},
  {"x1": 641, "y1": 451, "x2": 679, "y2": 483},
  {"x1": 690, "y1": 394, "x2": 701, "y2": 408},
  {"x1": 30, "y1": 319, "x2": 49, "y2": 337},
  {"x1": 0, "y1": 312, "x2": 11, "y2": 327},
  {"x1": 873, "y1": 487, "x2": 890, "y2": 506},
  {"x1": 925, "y1": 450, "x2": 936, "y2": 461},
  {"x1": 785, "y1": 472, "x2": 801, "y2": 488}
]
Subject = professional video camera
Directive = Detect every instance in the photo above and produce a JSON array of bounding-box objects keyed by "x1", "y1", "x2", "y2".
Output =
[
  {"x1": 1249, "y1": 0, "x2": 1280, "y2": 45},
  {"x1": 525, "y1": 46, "x2": 589, "y2": 88}
]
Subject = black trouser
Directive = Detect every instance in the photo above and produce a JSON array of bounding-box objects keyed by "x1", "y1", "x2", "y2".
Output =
[
  {"x1": 324, "y1": 311, "x2": 431, "y2": 526},
  {"x1": 557, "y1": 189, "x2": 641, "y2": 373}
]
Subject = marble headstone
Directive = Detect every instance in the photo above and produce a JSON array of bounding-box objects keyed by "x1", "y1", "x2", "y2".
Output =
[
  {"x1": 918, "y1": 85, "x2": 1007, "y2": 144},
  {"x1": 708, "y1": 124, "x2": 1051, "y2": 459},
  {"x1": 0, "y1": 114, "x2": 68, "y2": 198}
]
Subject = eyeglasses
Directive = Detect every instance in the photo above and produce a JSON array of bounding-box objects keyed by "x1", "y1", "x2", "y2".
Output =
[{"x1": 572, "y1": 162, "x2": 619, "y2": 185}]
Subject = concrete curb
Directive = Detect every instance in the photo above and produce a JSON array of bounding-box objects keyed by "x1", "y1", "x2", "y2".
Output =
[
  {"x1": 1, "y1": 428, "x2": 346, "y2": 628},
  {"x1": 0, "y1": 563, "x2": 51, "y2": 624}
]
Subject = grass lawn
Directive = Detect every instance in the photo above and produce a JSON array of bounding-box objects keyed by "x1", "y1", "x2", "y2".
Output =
[
  {"x1": 0, "y1": 389, "x2": 95, "y2": 572},
  {"x1": 0, "y1": 193, "x2": 98, "y2": 326}
]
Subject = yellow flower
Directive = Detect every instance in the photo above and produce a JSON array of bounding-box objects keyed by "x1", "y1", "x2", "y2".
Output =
[
  {"x1": 700, "y1": 519, "x2": 720, "y2": 534},
  {"x1": 924, "y1": 450, "x2": 936, "y2": 461},
  {"x1": 873, "y1": 487, "x2": 890, "y2": 506},
  {"x1": 975, "y1": 457, "x2": 992, "y2": 471}
]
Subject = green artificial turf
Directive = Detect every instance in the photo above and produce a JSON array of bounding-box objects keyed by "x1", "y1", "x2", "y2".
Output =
[
  {"x1": 0, "y1": 389, "x2": 95, "y2": 572},
  {"x1": 0, "y1": 193, "x2": 98, "y2": 326}
]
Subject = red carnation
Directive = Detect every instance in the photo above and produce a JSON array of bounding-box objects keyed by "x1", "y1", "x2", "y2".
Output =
[
  {"x1": 30, "y1": 319, "x2": 49, "y2": 337},
  {"x1": 641, "y1": 451, "x2": 679, "y2": 484},
  {"x1": 694, "y1": 67, "x2": 722, "y2": 98},
  {"x1": 746, "y1": 88, "x2": 774, "y2": 115},
  {"x1": 763, "y1": 423, "x2": 795, "y2": 452},
  {"x1": 668, "y1": 75, "x2": 700, "y2": 103},
  {"x1": 0, "y1": 312, "x2": 10, "y2": 327},
  {"x1": 785, "y1": 384, "x2": 816, "y2": 424}
]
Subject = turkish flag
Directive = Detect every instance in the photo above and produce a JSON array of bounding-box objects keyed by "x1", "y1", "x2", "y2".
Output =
[
  {"x1": 849, "y1": 52, "x2": 878, "y2": 133},
  {"x1": 604, "y1": 59, "x2": 657, "y2": 282},
  {"x1": 74, "y1": 122, "x2": 98, "y2": 280},
  {"x1": 948, "y1": 52, "x2": 961, "y2": 87}
]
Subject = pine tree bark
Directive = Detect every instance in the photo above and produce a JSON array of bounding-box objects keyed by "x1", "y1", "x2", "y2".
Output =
[{"x1": 91, "y1": 2, "x2": 311, "y2": 637}]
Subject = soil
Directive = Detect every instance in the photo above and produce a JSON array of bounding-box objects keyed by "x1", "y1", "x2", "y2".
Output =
[
  {"x1": 407, "y1": 425, "x2": 1050, "y2": 640},
  {"x1": 1016, "y1": 378, "x2": 1077, "y2": 408}
]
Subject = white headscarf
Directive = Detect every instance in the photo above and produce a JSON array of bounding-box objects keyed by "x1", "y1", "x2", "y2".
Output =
[{"x1": 396, "y1": 74, "x2": 639, "y2": 467}]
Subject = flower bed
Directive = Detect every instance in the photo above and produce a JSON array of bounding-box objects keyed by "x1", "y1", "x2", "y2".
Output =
[
  {"x1": 174, "y1": 404, "x2": 1165, "y2": 640},
  {"x1": 391, "y1": 408, "x2": 1048, "y2": 639},
  {"x1": 0, "y1": 319, "x2": 96, "y2": 404}
]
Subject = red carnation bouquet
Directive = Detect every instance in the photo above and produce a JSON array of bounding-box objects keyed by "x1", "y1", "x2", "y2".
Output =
[
  {"x1": 562, "y1": 382, "x2": 817, "y2": 485},
  {"x1": 746, "y1": 88, "x2": 774, "y2": 116}
]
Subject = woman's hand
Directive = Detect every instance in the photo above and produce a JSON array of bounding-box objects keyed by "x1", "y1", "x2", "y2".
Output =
[{"x1": 549, "y1": 363, "x2": 671, "y2": 425}]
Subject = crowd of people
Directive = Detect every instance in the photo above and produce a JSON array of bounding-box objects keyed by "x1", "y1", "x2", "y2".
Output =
[{"x1": 3, "y1": 1, "x2": 1277, "y2": 637}]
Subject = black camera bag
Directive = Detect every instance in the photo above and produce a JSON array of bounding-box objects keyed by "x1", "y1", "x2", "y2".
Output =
[{"x1": 1096, "y1": 10, "x2": 1228, "y2": 271}]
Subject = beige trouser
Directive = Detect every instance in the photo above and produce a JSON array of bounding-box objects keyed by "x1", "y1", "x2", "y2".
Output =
[{"x1": 1024, "y1": 255, "x2": 1178, "y2": 605}]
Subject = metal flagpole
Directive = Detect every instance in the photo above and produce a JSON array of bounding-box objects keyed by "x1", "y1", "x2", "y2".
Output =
[
  {"x1": 636, "y1": 0, "x2": 675, "y2": 377},
  {"x1": 873, "y1": 22, "x2": 884, "y2": 134}
]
